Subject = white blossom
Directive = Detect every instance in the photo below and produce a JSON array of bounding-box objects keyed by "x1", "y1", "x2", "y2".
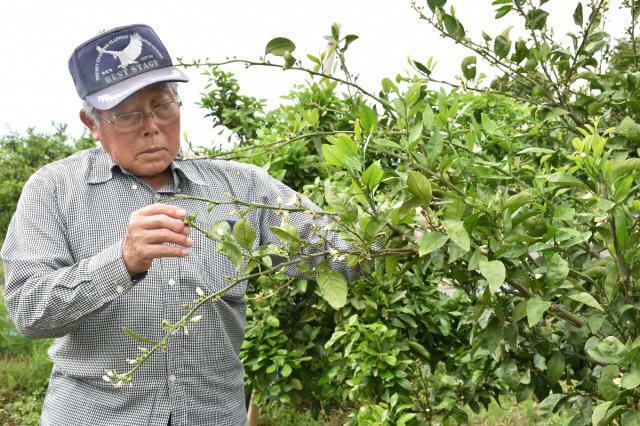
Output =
[
  {"x1": 196, "y1": 287, "x2": 205, "y2": 297},
  {"x1": 190, "y1": 315, "x2": 202, "y2": 323}
]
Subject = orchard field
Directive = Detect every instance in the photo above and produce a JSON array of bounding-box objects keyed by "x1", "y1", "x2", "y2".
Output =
[{"x1": 3, "y1": 1, "x2": 640, "y2": 424}]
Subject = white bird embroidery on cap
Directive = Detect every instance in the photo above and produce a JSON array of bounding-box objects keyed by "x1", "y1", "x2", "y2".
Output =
[{"x1": 96, "y1": 33, "x2": 143, "y2": 69}]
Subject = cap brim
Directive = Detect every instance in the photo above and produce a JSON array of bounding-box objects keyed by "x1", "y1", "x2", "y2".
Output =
[{"x1": 86, "y1": 66, "x2": 189, "y2": 110}]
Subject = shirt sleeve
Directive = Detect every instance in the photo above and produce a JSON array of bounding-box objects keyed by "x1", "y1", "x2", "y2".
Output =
[
  {"x1": 252, "y1": 166, "x2": 367, "y2": 282},
  {"x1": 1, "y1": 171, "x2": 140, "y2": 339}
]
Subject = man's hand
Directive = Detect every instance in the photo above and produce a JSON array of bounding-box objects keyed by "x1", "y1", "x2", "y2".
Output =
[{"x1": 122, "y1": 204, "x2": 193, "y2": 276}]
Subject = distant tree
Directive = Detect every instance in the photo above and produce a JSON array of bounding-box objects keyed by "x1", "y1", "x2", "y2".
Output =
[{"x1": 0, "y1": 125, "x2": 94, "y2": 242}]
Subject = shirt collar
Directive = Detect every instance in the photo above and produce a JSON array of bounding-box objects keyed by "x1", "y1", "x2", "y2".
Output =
[
  {"x1": 171, "y1": 158, "x2": 207, "y2": 186},
  {"x1": 87, "y1": 148, "x2": 117, "y2": 184},
  {"x1": 87, "y1": 147, "x2": 207, "y2": 186}
]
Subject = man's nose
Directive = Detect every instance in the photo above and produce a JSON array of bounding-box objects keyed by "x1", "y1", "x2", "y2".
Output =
[{"x1": 141, "y1": 113, "x2": 160, "y2": 135}]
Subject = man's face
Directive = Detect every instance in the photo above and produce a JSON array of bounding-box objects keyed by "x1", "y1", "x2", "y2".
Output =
[{"x1": 83, "y1": 83, "x2": 181, "y2": 181}]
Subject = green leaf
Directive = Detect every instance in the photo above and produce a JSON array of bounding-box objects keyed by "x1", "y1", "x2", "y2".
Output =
[
  {"x1": 343, "y1": 34, "x2": 359, "y2": 51},
  {"x1": 291, "y1": 378, "x2": 303, "y2": 390},
  {"x1": 122, "y1": 327, "x2": 158, "y2": 346},
  {"x1": 301, "y1": 109, "x2": 319, "y2": 126},
  {"x1": 503, "y1": 191, "x2": 532, "y2": 211},
  {"x1": 218, "y1": 241, "x2": 243, "y2": 267},
  {"x1": 413, "y1": 60, "x2": 432, "y2": 76},
  {"x1": 513, "y1": 300, "x2": 528, "y2": 322},
  {"x1": 461, "y1": 56, "x2": 477, "y2": 80},
  {"x1": 373, "y1": 138, "x2": 401, "y2": 150},
  {"x1": 407, "y1": 171, "x2": 432, "y2": 206},
  {"x1": 526, "y1": 8, "x2": 549, "y2": 30},
  {"x1": 442, "y1": 219, "x2": 470, "y2": 252},
  {"x1": 587, "y1": 336, "x2": 628, "y2": 364},
  {"x1": 622, "y1": 411, "x2": 640, "y2": 425},
  {"x1": 494, "y1": 34, "x2": 511, "y2": 59},
  {"x1": 423, "y1": 105, "x2": 435, "y2": 130},
  {"x1": 283, "y1": 52, "x2": 296, "y2": 69},
  {"x1": 419, "y1": 232, "x2": 449, "y2": 256},
  {"x1": 592, "y1": 401, "x2": 613, "y2": 426},
  {"x1": 358, "y1": 104, "x2": 378, "y2": 133},
  {"x1": 527, "y1": 296, "x2": 551, "y2": 327},
  {"x1": 537, "y1": 393, "x2": 565, "y2": 417},
  {"x1": 233, "y1": 219, "x2": 256, "y2": 250},
  {"x1": 495, "y1": 4, "x2": 512, "y2": 19},
  {"x1": 598, "y1": 365, "x2": 621, "y2": 400},
  {"x1": 362, "y1": 161, "x2": 384, "y2": 191},
  {"x1": 265, "y1": 37, "x2": 296, "y2": 57},
  {"x1": 266, "y1": 315, "x2": 280, "y2": 327},
  {"x1": 618, "y1": 116, "x2": 640, "y2": 142},
  {"x1": 208, "y1": 220, "x2": 231, "y2": 240},
  {"x1": 621, "y1": 361, "x2": 640, "y2": 389},
  {"x1": 317, "y1": 263, "x2": 348, "y2": 309},
  {"x1": 427, "y1": 0, "x2": 446, "y2": 12},
  {"x1": 573, "y1": 2, "x2": 583, "y2": 26},
  {"x1": 332, "y1": 133, "x2": 359, "y2": 158},
  {"x1": 407, "y1": 121, "x2": 424, "y2": 149},
  {"x1": 546, "y1": 254, "x2": 569, "y2": 286},
  {"x1": 443, "y1": 14, "x2": 465, "y2": 39},
  {"x1": 408, "y1": 341, "x2": 430, "y2": 359},
  {"x1": 612, "y1": 158, "x2": 640, "y2": 179},
  {"x1": 397, "y1": 413, "x2": 418, "y2": 426},
  {"x1": 281, "y1": 364, "x2": 292, "y2": 377},
  {"x1": 269, "y1": 224, "x2": 300, "y2": 250},
  {"x1": 568, "y1": 292, "x2": 604, "y2": 311},
  {"x1": 322, "y1": 144, "x2": 345, "y2": 168},
  {"x1": 543, "y1": 172, "x2": 587, "y2": 188},
  {"x1": 479, "y1": 259, "x2": 506, "y2": 293},
  {"x1": 516, "y1": 147, "x2": 555, "y2": 155},
  {"x1": 547, "y1": 352, "x2": 565, "y2": 382}
]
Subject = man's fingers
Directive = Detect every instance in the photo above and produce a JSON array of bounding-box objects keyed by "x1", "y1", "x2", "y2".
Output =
[
  {"x1": 143, "y1": 229, "x2": 193, "y2": 247},
  {"x1": 136, "y1": 203, "x2": 188, "y2": 219},
  {"x1": 137, "y1": 214, "x2": 188, "y2": 234},
  {"x1": 143, "y1": 244, "x2": 190, "y2": 259}
]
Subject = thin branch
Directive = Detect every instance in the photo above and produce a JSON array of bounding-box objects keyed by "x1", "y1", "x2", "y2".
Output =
[{"x1": 178, "y1": 58, "x2": 389, "y2": 109}]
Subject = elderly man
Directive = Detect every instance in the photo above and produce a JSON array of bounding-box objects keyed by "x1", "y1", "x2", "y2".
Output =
[{"x1": 2, "y1": 24, "x2": 357, "y2": 426}]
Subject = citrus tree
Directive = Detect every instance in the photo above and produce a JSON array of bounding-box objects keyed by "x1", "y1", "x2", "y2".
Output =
[{"x1": 105, "y1": 1, "x2": 640, "y2": 425}]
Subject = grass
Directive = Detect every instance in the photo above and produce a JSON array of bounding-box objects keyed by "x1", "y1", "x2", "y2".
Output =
[{"x1": 0, "y1": 278, "x2": 52, "y2": 426}]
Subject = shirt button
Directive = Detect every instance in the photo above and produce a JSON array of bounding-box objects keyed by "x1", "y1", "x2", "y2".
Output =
[
  {"x1": 131, "y1": 184, "x2": 138, "y2": 190},
  {"x1": 168, "y1": 374, "x2": 177, "y2": 382},
  {"x1": 168, "y1": 278, "x2": 176, "y2": 286},
  {"x1": 115, "y1": 285, "x2": 125, "y2": 294}
]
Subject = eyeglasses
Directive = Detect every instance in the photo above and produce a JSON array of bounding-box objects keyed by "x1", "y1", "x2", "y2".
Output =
[{"x1": 98, "y1": 99, "x2": 182, "y2": 132}]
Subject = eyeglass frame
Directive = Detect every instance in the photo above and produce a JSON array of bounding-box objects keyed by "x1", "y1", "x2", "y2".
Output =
[{"x1": 96, "y1": 98, "x2": 182, "y2": 132}]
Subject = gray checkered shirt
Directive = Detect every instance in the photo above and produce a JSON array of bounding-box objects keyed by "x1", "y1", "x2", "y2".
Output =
[{"x1": 2, "y1": 147, "x2": 357, "y2": 426}]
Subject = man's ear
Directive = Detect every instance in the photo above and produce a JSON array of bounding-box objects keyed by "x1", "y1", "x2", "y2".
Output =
[{"x1": 79, "y1": 110, "x2": 101, "y2": 141}]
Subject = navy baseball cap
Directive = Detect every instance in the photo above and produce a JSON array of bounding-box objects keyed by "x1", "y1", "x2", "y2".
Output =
[{"x1": 68, "y1": 24, "x2": 189, "y2": 110}]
